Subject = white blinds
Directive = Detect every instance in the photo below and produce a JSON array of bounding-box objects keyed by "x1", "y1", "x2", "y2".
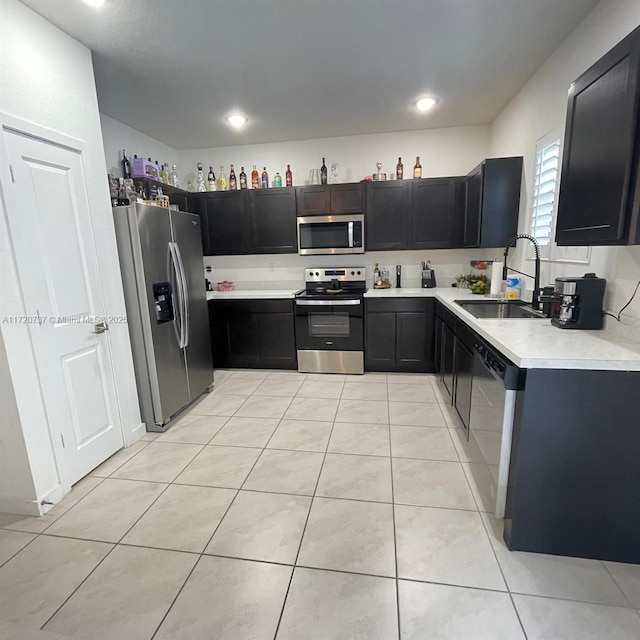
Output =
[{"x1": 529, "y1": 140, "x2": 561, "y2": 246}]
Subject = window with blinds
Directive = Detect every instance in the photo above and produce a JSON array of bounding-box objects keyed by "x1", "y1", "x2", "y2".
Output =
[{"x1": 529, "y1": 139, "x2": 561, "y2": 247}]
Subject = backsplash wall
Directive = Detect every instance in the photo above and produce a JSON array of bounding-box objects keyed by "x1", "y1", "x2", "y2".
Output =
[{"x1": 203, "y1": 248, "x2": 499, "y2": 291}]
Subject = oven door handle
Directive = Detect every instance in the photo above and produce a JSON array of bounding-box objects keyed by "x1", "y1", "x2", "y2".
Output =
[{"x1": 295, "y1": 299, "x2": 361, "y2": 306}]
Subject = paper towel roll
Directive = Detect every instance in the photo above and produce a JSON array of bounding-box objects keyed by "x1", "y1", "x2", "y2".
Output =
[{"x1": 490, "y1": 261, "x2": 503, "y2": 296}]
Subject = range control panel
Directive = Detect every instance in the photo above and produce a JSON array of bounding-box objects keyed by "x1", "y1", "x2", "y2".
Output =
[{"x1": 305, "y1": 268, "x2": 366, "y2": 283}]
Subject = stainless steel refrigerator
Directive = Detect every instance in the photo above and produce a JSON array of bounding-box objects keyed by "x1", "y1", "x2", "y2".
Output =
[{"x1": 113, "y1": 203, "x2": 213, "y2": 432}]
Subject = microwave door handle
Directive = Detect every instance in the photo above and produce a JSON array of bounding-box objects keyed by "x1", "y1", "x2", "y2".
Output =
[{"x1": 348, "y1": 221, "x2": 354, "y2": 248}]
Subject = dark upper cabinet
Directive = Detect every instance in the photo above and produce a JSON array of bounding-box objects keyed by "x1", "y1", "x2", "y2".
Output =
[
  {"x1": 331, "y1": 183, "x2": 365, "y2": 213},
  {"x1": 203, "y1": 191, "x2": 249, "y2": 255},
  {"x1": 460, "y1": 157, "x2": 523, "y2": 249},
  {"x1": 365, "y1": 298, "x2": 435, "y2": 373},
  {"x1": 411, "y1": 178, "x2": 458, "y2": 249},
  {"x1": 297, "y1": 184, "x2": 364, "y2": 216},
  {"x1": 365, "y1": 181, "x2": 410, "y2": 251},
  {"x1": 249, "y1": 188, "x2": 297, "y2": 254},
  {"x1": 556, "y1": 25, "x2": 640, "y2": 246},
  {"x1": 296, "y1": 185, "x2": 331, "y2": 215},
  {"x1": 202, "y1": 188, "x2": 297, "y2": 256}
]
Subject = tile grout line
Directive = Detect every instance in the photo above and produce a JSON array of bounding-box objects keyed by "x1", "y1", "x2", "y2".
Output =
[
  {"x1": 601, "y1": 560, "x2": 636, "y2": 610},
  {"x1": 271, "y1": 377, "x2": 344, "y2": 640},
  {"x1": 476, "y1": 507, "x2": 529, "y2": 640},
  {"x1": 387, "y1": 379, "x2": 402, "y2": 640}
]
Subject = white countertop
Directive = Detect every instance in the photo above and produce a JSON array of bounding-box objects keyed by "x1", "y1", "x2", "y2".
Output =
[
  {"x1": 366, "y1": 287, "x2": 640, "y2": 371},
  {"x1": 207, "y1": 289, "x2": 300, "y2": 300}
]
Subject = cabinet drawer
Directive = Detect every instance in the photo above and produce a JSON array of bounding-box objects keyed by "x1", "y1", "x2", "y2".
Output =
[
  {"x1": 366, "y1": 298, "x2": 431, "y2": 313},
  {"x1": 215, "y1": 299, "x2": 293, "y2": 314}
]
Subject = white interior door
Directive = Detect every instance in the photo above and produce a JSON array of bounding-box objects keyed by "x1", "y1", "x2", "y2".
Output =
[{"x1": 2, "y1": 127, "x2": 124, "y2": 486}]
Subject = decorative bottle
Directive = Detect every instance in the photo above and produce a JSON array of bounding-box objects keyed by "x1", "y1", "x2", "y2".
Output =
[
  {"x1": 239, "y1": 166, "x2": 247, "y2": 189},
  {"x1": 229, "y1": 164, "x2": 237, "y2": 190},
  {"x1": 285, "y1": 164, "x2": 293, "y2": 187},
  {"x1": 251, "y1": 165, "x2": 259, "y2": 189},
  {"x1": 261, "y1": 167, "x2": 269, "y2": 189},
  {"x1": 413, "y1": 156, "x2": 422, "y2": 178},
  {"x1": 207, "y1": 166, "x2": 217, "y2": 191},
  {"x1": 396, "y1": 157, "x2": 403, "y2": 180},
  {"x1": 218, "y1": 165, "x2": 227, "y2": 191},
  {"x1": 196, "y1": 162, "x2": 206, "y2": 192},
  {"x1": 320, "y1": 157, "x2": 328, "y2": 184},
  {"x1": 171, "y1": 164, "x2": 180, "y2": 188}
]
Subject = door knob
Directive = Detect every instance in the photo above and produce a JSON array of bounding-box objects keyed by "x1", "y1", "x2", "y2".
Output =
[{"x1": 93, "y1": 322, "x2": 109, "y2": 335}]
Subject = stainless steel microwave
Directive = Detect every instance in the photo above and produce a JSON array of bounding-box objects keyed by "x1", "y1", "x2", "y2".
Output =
[{"x1": 297, "y1": 214, "x2": 364, "y2": 255}]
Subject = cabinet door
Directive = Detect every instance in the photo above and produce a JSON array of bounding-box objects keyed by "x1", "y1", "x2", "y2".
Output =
[
  {"x1": 441, "y1": 323, "x2": 456, "y2": 400},
  {"x1": 454, "y1": 339, "x2": 474, "y2": 434},
  {"x1": 365, "y1": 312, "x2": 396, "y2": 370},
  {"x1": 331, "y1": 183, "x2": 364, "y2": 213},
  {"x1": 203, "y1": 191, "x2": 249, "y2": 255},
  {"x1": 221, "y1": 309, "x2": 260, "y2": 368},
  {"x1": 396, "y1": 312, "x2": 428, "y2": 372},
  {"x1": 434, "y1": 314, "x2": 443, "y2": 374},
  {"x1": 411, "y1": 179, "x2": 457, "y2": 249},
  {"x1": 249, "y1": 188, "x2": 297, "y2": 254},
  {"x1": 297, "y1": 185, "x2": 331, "y2": 216},
  {"x1": 365, "y1": 182, "x2": 410, "y2": 251},
  {"x1": 462, "y1": 166, "x2": 483, "y2": 248},
  {"x1": 556, "y1": 27, "x2": 640, "y2": 245},
  {"x1": 258, "y1": 312, "x2": 297, "y2": 369}
]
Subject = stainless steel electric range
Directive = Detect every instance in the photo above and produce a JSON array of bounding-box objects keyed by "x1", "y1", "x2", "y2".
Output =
[{"x1": 294, "y1": 267, "x2": 366, "y2": 374}]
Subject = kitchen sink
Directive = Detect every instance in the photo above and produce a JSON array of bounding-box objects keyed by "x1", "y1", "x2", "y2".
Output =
[{"x1": 454, "y1": 299, "x2": 547, "y2": 319}]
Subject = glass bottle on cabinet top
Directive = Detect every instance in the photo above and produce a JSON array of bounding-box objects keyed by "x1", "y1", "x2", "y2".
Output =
[
  {"x1": 207, "y1": 166, "x2": 216, "y2": 191},
  {"x1": 273, "y1": 172, "x2": 282, "y2": 188},
  {"x1": 261, "y1": 167, "x2": 269, "y2": 188},
  {"x1": 239, "y1": 166, "x2": 247, "y2": 189},
  {"x1": 396, "y1": 157, "x2": 403, "y2": 180},
  {"x1": 121, "y1": 149, "x2": 131, "y2": 179},
  {"x1": 285, "y1": 164, "x2": 293, "y2": 186},
  {"x1": 320, "y1": 157, "x2": 328, "y2": 184},
  {"x1": 218, "y1": 166, "x2": 227, "y2": 191},
  {"x1": 196, "y1": 162, "x2": 206, "y2": 192},
  {"x1": 171, "y1": 164, "x2": 180, "y2": 188},
  {"x1": 251, "y1": 165, "x2": 259, "y2": 189},
  {"x1": 229, "y1": 164, "x2": 237, "y2": 190},
  {"x1": 413, "y1": 156, "x2": 422, "y2": 178}
]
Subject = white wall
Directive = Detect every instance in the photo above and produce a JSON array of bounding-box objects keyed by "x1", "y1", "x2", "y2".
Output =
[
  {"x1": 100, "y1": 113, "x2": 181, "y2": 178},
  {"x1": 490, "y1": 0, "x2": 640, "y2": 337},
  {"x1": 0, "y1": 0, "x2": 142, "y2": 514},
  {"x1": 190, "y1": 124, "x2": 492, "y2": 284},
  {"x1": 179, "y1": 124, "x2": 490, "y2": 188}
]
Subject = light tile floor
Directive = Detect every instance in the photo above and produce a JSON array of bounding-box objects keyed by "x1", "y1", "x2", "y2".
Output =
[{"x1": 1, "y1": 369, "x2": 640, "y2": 639}]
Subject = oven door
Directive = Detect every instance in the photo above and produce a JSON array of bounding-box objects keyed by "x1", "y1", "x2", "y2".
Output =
[
  {"x1": 297, "y1": 215, "x2": 364, "y2": 255},
  {"x1": 294, "y1": 299, "x2": 364, "y2": 351}
]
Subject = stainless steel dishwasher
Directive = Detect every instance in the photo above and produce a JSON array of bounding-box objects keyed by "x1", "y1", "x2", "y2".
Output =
[{"x1": 468, "y1": 338, "x2": 525, "y2": 518}]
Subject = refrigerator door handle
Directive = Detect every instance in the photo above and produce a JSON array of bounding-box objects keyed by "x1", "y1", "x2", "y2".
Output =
[
  {"x1": 169, "y1": 242, "x2": 186, "y2": 348},
  {"x1": 174, "y1": 242, "x2": 190, "y2": 348}
]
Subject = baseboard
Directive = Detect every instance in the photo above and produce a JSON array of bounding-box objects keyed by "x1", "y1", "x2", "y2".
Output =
[
  {"x1": 125, "y1": 421, "x2": 146, "y2": 446},
  {"x1": 0, "y1": 493, "x2": 42, "y2": 517}
]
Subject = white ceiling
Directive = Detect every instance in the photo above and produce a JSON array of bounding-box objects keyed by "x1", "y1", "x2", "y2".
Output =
[{"x1": 21, "y1": 0, "x2": 599, "y2": 149}]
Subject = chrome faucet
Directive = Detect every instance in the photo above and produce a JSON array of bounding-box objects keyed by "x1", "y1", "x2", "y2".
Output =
[{"x1": 502, "y1": 234, "x2": 541, "y2": 311}]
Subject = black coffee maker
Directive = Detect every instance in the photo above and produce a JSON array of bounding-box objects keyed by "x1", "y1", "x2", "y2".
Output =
[{"x1": 551, "y1": 273, "x2": 606, "y2": 330}]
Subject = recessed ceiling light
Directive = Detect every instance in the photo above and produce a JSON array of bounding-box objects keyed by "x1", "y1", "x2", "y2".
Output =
[
  {"x1": 82, "y1": 0, "x2": 106, "y2": 7},
  {"x1": 226, "y1": 114, "x2": 248, "y2": 129},
  {"x1": 416, "y1": 97, "x2": 437, "y2": 112}
]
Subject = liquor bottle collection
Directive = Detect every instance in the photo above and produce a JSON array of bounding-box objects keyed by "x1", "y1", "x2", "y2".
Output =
[{"x1": 112, "y1": 149, "x2": 427, "y2": 205}]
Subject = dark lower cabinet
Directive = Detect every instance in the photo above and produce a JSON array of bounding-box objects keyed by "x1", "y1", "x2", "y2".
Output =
[
  {"x1": 365, "y1": 298, "x2": 435, "y2": 373},
  {"x1": 441, "y1": 323, "x2": 456, "y2": 399},
  {"x1": 210, "y1": 300, "x2": 296, "y2": 369},
  {"x1": 453, "y1": 338, "x2": 473, "y2": 432}
]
